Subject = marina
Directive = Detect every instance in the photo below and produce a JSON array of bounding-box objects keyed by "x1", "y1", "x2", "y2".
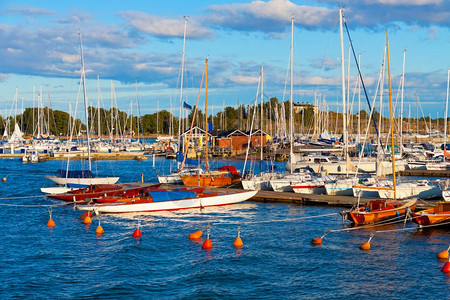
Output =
[{"x1": 1, "y1": 1, "x2": 449, "y2": 298}]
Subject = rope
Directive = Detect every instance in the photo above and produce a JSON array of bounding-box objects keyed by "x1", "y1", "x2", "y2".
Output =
[
  {"x1": 0, "y1": 202, "x2": 68, "y2": 208},
  {"x1": 0, "y1": 195, "x2": 45, "y2": 200}
]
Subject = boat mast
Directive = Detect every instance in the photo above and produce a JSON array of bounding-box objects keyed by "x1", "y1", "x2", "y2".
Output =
[
  {"x1": 444, "y1": 69, "x2": 450, "y2": 151},
  {"x1": 339, "y1": 8, "x2": 348, "y2": 158},
  {"x1": 97, "y1": 75, "x2": 101, "y2": 140},
  {"x1": 289, "y1": 16, "x2": 294, "y2": 174},
  {"x1": 260, "y1": 66, "x2": 264, "y2": 161},
  {"x1": 400, "y1": 49, "x2": 406, "y2": 158},
  {"x1": 79, "y1": 31, "x2": 92, "y2": 172},
  {"x1": 386, "y1": 30, "x2": 396, "y2": 200},
  {"x1": 205, "y1": 58, "x2": 209, "y2": 172},
  {"x1": 178, "y1": 17, "x2": 188, "y2": 158}
]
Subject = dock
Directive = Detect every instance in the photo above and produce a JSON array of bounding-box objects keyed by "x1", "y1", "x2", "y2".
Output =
[
  {"x1": 164, "y1": 185, "x2": 435, "y2": 209},
  {"x1": 399, "y1": 169, "x2": 450, "y2": 177}
]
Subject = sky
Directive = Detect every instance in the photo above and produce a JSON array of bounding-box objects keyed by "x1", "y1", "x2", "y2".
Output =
[{"x1": 0, "y1": 0, "x2": 449, "y2": 120}]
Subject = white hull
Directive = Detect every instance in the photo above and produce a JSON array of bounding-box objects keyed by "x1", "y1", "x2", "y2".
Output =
[
  {"x1": 442, "y1": 190, "x2": 450, "y2": 201},
  {"x1": 324, "y1": 178, "x2": 357, "y2": 196},
  {"x1": 45, "y1": 175, "x2": 119, "y2": 185},
  {"x1": 241, "y1": 179, "x2": 272, "y2": 191},
  {"x1": 76, "y1": 190, "x2": 258, "y2": 213},
  {"x1": 291, "y1": 185, "x2": 326, "y2": 195},
  {"x1": 378, "y1": 183, "x2": 441, "y2": 200},
  {"x1": 157, "y1": 174, "x2": 182, "y2": 185},
  {"x1": 40, "y1": 186, "x2": 80, "y2": 194}
]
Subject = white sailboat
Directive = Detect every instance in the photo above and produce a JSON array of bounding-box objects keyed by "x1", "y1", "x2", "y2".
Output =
[{"x1": 44, "y1": 32, "x2": 119, "y2": 190}]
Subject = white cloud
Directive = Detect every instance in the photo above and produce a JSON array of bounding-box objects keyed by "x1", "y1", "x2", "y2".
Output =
[
  {"x1": 229, "y1": 75, "x2": 259, "y2": 84},
  {"x1": 119, "y1": 11, "x2": 213, "y2": 39},
  {"x1": 373, "y1": 0, "x2": 442, "y2": 5},
  {"x1": 206, "y1": 0, "x2": 336, "y2": 32},
  {"x1": 0, "y1": 74, "x2": 9, "y2": 82}
]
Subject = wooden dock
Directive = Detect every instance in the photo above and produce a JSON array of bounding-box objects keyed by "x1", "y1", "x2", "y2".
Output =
[
  {"x1": 164, "y1": 185, "x2": 435, "y2": 209},
  {"x1": 399, "y1": 169, "x2": 450, "y2": 177}
]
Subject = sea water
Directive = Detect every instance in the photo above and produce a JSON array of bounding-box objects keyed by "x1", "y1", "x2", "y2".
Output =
[{"x1": 0, "y1": 157, "x2": 449, "y2": 299}]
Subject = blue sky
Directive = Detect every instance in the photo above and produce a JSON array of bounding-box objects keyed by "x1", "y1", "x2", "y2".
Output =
[{"x1": 0, "y1": 0, "x2": 449, "y2": 120}]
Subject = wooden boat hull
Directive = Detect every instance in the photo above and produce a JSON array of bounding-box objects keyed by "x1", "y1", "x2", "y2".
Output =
[
  {"x1": 347, "y1": 198, "x2": 417, "y2": 225},
  {"x1": 76, "y1": 190, "x2": 257, "y2": 213},
  {"x1": 413, "y1": 202, "x2": 450, "y2": 226},
  {"x1": 180, "y1": 174, "x2": 240, "y2": 187}
]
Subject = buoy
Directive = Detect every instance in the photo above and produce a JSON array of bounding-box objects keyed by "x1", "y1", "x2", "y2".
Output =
[
  {"x1": 189, "y1": 230, "x2": 203, "y2": 239},
  {"x1": 141, "y1": 173, "x2": 144, "y2": 183},
  {"x1": 233, "y1": 224, "x2": 244, "y2": 248},
  {"x1": 80, "y1": 212, "x2": 92, "y2": 220},
  {"x1": 95, "y1": 225, "x2": 104, "y2": 235},
  {"x1": 360, "y1": 242, "x2": 371, "y2": 250},
  {"x1": 442, "y1": 261, "x2": 450, "y2": 273},
  {"x1": 202, "y1": 238, "x2": 213, "y2": 250},
  {"x1": 189, "y1": 225, "x2": 208, "y2": 240},
  {"x1": 2, "y1": 177, "x2": 6, "y2": 182},
  {"x1": 233, "y1": 237, "x2": 243, "y2": 248},
  {"x1": 311, "y1": 237, "x2": 322, "y2": 245},
  {"x1": 132, "y1": 228, "x2": 142, "y2": 238},
  {"x1": 437, "y1": 250, "x2": 449, "y2": 260},
  {"x1": 83, "y1": 216, "x2": 92, "y2": 225},
  {"x1": 202, "y1": 225, "x2": 213, "y2": 250},
  {"x1": 47, "y1": 218, "x2": 56, "y2": 227}
]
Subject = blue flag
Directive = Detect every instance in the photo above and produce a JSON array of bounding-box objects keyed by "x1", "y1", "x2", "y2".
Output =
[{"x1": 183, "y1": 101, "x2": 192, "y2": 110}]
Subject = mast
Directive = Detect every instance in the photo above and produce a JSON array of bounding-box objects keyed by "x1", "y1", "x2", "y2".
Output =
[
  {"x1": 386, "y1": 30, "x2": 396, "y2": 200},
  {"x1": 260, "y1": 66, "x2": 264, "y2": 161},
  {"x1": 97, "y1": 75, "x2": 101, "y2": 139},
  {"x1": 135, "y1": 79, "x2": 140, "y2": 143},
  {"x1": 444, "y1": 69, "x2": 450, "y2": 152},
  {"x1": 178, "y1": 17, "x2": 188, "y2": 155},
  {"x1": 79, "y1": 31, "x2": 92, "y2": 172},
  {"x1": 205, "y1": 58, "x2": 209, "y2": 172},
  {"x1": 289, "y1": 16, "x2": 294, "y2": 174},
  {"x1": 339, "y1": 8, "x2": 348, "y2": 158},
  {"x1": 400, "y1": 49, "x2": 406, "y2": 158}
]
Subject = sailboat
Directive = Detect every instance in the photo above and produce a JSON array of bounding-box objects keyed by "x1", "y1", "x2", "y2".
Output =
[
  {"x1": 412, "y1": 202, "x2": 450, "y2": 227},
  {"x1": 180, "y1": 59, "x2": 241, "y2": 187},
  {"x1": 345, "y1": 22, "x2": 416, "y2": 224},
  {"x1": 43, "y1": 32, "x2": 119, "y2": 191}
]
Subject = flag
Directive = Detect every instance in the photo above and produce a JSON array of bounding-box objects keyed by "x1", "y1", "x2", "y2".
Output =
[
  {"x1": 183, "y1": 101, "x2": 192, "y2": 110},
  {"x1": 208, "y1": 122, "x2": 213, "y2": 131}
]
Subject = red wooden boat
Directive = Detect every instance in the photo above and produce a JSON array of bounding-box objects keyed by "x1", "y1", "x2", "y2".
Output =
[
  {"x1": 180, "y1": 166, "x2": 241, "y2": 187},
  {"x1": 347, "y1": 198, "x2": 417, "y2": 225},
  {"x1": 47, "y1": 183, "x2": 162, "y2": 203},
  {"x1": 412, "y1": 202, "x2": 450, "y2": 227}
]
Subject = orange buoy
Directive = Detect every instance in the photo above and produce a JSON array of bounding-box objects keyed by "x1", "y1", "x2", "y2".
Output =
[
  {"x1": 202, "y1": 238, "x2": 213, "y2": 250},
  {"x1": 132, "y1": 228, "x2": 142, "y2": 238},
  {"x1": 80, "y1": 212, "x2": 92, "y2": 220},
  {"x1": 47, "y1": 218, "x2": 56, "y2": 227},
  {"x1": 233, "y1": 237, "x2": 243, "y2": 248},
  {"x1": 189, "y1": 230, "x2": 203, "y2": 239},
  {"x1": 437, "y1": 250, "x2": 449, "y2": 260},
  {"x1": 95, "y1": 225, "x2": 104, "y2": 235},
  {"x1": 442, "y1": 261, "x2": 450, "y2": 273},
  {"x1": 360, "y1": 242, "x2": 371, "y2": 250},
  {"x1": 83, "y1": 216, "x2": 92, "y2": 225},
  {"x1": 2, "y1": 177, "x2": 6, "y2": 182},
  {"x1": 311, "y1": 237, "x2": 322, "y2": 245},
  {"x1": 202, "y1": 225, "x2": 213, "y2": 250}
]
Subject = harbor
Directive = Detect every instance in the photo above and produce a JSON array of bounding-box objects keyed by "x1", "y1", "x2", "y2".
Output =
[{"x1": 1, "y1": 1, "x2": 450, "y2": 299}]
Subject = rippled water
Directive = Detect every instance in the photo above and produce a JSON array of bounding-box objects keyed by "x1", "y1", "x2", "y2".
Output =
[{"x1": 0, "y1": 157, "x2": 449, "y2": 299}]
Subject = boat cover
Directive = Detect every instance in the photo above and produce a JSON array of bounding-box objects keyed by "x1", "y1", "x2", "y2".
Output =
[
  {"x1": 218, "y1": 165, "x2": 239, "y2": 175},
  {"x1": 149, "y1": 190, "x2": 197, "y2": 202},
  {"x1": 57, "y1": 169, "x2": 94, "y2": 178}
]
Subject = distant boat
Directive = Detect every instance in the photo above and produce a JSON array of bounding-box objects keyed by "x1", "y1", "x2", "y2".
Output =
[
  {"x1": 76, "y1": 190, "x2": 257, "y2": 213},
  {"x1": 44, "y1": 32, "x2": 118, "y2": 188},
  {"x1": 45, "y1": 169, "x2": 119, "y2": 186}
]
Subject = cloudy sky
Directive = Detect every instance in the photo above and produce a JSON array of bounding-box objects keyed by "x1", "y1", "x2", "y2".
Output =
[{"x1": 0, "y1": 0, "x2": 449, "y2": 119}]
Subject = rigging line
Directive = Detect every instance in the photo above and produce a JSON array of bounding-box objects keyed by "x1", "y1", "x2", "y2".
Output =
[
  {"x1": 0, "y1": 202, "x2": 68, "y2": 208},
  {"x1": 342, "y1": 14, "x2": 383, "y2": 151},
  {"x1": 0, "y1": 195, "x2": 46, "y2": 200}
]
